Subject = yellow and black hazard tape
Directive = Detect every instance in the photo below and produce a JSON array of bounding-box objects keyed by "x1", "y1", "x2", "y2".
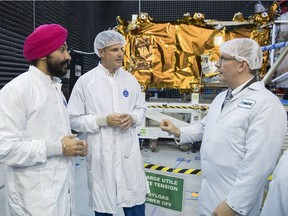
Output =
[
  {"x1": 144, "y1": 163, "x2": 273, "y2": 179},
  {"x1": 148, "y1": 105, "x2": 208, "y2": 111},
  {"x1": 144, "y1": 163, "x2": 202, "y2": 175}
]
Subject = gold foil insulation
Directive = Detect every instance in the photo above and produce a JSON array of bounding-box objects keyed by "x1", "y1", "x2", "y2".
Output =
[{"x1": 118, "y1": 3, "x2": 278, "y2": 92}]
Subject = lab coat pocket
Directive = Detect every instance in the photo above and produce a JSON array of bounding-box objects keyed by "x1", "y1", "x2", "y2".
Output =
[
  {"x1": 14, "y1": 170, "x2": 40, "y2": 203},
  {"x1": 123, "y1": 128, "x2": 138, "y2": 158},
  {"x1": 221, "y1": 111, "x2": 249, "y2": 138},
  {"x1": 40, "y1": 167, "x2": 68, "y2": 200},
  {"x1": 40, "y1": 170, "x2": 56, "y2": 199},
  {"x1": 220, "y1": 111, "x2": 248, "y2": 158},
  {"x1": 85, "y1": 134, "x2": 95, "y2": 171}
]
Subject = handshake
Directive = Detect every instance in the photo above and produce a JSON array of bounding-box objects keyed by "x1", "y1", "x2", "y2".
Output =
[{"x1": 61, "y1": 134, "x2": 88, "y2": 157}]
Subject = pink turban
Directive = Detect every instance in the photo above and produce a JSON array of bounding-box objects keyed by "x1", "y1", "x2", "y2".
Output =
[{"x1": 23, "y1": 24, "x2": 68, "y2": 61}]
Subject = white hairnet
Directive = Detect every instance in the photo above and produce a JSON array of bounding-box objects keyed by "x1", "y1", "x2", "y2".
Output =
[
  {"x1": 220, "y1": 38, "x2": 263, "y2": 70},
  {"x1": 94, "y1": 30, "x2": 126, "y2": 57}
]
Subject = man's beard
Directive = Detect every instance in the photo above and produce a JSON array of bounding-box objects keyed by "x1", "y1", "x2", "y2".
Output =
[{"x1": 46, "y1": 55, "x2": 70, "y2": 78}]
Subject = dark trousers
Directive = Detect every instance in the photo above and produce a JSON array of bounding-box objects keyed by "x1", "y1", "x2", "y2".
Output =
[{"x1": 94, "y1": 203, "x2": 145, "y2": 216}]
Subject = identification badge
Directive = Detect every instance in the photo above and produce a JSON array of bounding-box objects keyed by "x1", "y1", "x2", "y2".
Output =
[{"x1": 238, "y1": 99, "x2": 256, "y2": 109}]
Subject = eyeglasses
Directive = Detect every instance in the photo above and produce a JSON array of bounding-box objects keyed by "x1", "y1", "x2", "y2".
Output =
[{"x1": 218, "y1": 56, "x2": 236, "y2": 65}]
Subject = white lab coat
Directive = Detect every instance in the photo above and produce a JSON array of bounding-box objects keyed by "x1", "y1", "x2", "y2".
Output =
[
  {"x1": 179, "y1": 81, "x2": 287, "y2": 216},
  {"x1": 0, "y1": 66, "x2": 73, "y2": 216},
  {"x1": 68, "y1": 64, "x2": 149, "y2": 214},
  {"x1": 260, "y1": 150, "x2": 288, "y2": 216}
]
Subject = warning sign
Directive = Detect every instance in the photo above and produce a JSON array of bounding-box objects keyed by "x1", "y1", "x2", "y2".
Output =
[{"x1": 146, "y1": 172, "x2": 184, "y2": 212}]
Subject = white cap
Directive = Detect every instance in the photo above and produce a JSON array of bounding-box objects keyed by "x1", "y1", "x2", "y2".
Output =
[
  {"x1": 94, "y1": 30, "x2": 126, "y2": 57},
  {"x1": 220, "y1": 38, "x2": 263, "y2": 70}
]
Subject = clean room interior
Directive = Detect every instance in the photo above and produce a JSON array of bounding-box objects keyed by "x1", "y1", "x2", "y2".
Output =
[{"x1": 1, "y1": 1, "x2": 288, "y2": 216}]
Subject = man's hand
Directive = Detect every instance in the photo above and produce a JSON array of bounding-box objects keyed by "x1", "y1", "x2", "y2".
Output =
[
  {"x1": 61, "y1": 134, "x2": 88, "y2": 157},
  {"x1": 160, "y1": 119, "x2": 181, "y2": 138},
  {"x1": 119, "y1": 114, "x2": 133, "y2": 129},
  {"x1": 107, "y1": 113, "x2": 122, "y2": 127},
  {"x1": 107, "y1": 113, "x2": 133, "y2": 129},
  {"x1": 212, "y1": 201, "x2": 235, "y2": 216}
]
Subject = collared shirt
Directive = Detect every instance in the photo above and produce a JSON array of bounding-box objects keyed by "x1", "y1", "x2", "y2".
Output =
[
  {"x1": 231, "y1": 76, "x2": 254, "y2": 97},
  {"x1": 98, "y1": 63, "x2": 118, "y2": 78}
]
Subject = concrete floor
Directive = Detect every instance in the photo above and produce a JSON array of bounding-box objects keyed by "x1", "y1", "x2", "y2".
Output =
[{"x1": 0, "y1": 140, "x2": 202, "y2": 216}]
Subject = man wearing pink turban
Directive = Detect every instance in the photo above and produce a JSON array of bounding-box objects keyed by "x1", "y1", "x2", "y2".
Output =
[{"x1": 0, "y1": 24, "x2": 88, "y2": 216}]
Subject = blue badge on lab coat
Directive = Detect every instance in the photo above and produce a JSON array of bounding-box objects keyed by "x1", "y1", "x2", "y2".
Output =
[{"x1": 123, "y1": 90, "x2": 129, "y2": 97}]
